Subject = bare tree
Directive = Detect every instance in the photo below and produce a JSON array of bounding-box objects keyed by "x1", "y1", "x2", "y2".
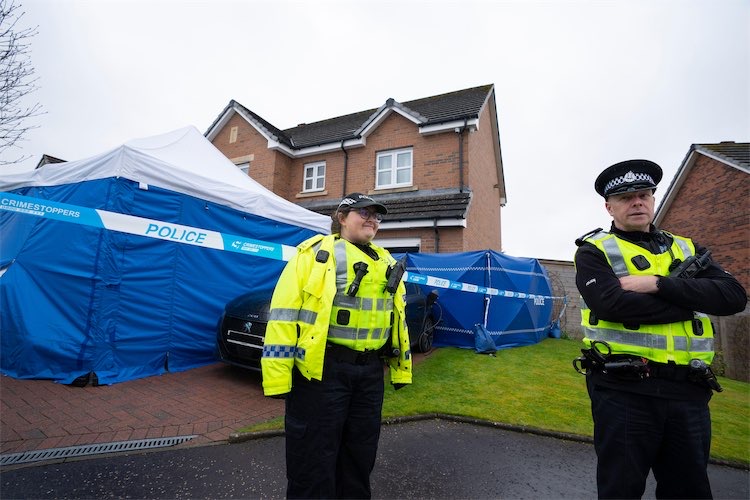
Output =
[{"x1": 0, "y1": 0, "x2": 43, "y2": 166}]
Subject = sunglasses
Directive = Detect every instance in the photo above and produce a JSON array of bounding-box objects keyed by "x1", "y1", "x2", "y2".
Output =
[{"x1": 353, "y1": 207, "x2": 383, "y2": 222}]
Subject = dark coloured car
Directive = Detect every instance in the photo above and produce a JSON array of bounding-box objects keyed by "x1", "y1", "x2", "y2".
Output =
[
  {"x1": 216, "y1": 286, "x2": 439, "y2": 371},
  {"x1": 403, "y1": 283, "x2": 439, "y2": 354}
]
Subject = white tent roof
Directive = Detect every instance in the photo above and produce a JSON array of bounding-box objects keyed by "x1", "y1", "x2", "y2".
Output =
[{"x1": 0, "y1": 126, "x2": 331, "y2": 233}]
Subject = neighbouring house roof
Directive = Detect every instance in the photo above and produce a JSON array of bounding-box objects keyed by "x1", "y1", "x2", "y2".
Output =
[
  {"x1": 655, "y1": 141, "x2": 749, "y2": 223},
  {"x1": 297, "y1": 188, "x2": 473, "y2": 228}
]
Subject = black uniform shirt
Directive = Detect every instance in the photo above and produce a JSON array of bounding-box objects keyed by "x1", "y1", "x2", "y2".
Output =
[{"x1": 574, "y1": 223, "x2": 747, "y2": 399}]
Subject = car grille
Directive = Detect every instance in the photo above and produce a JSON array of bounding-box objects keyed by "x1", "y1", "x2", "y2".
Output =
[{"x1": 219, "y1": 316, "x2": 268, "y2": 367}]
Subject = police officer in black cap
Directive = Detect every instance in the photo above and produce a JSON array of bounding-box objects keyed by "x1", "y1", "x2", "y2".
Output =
[{"x1": 574, "y1": 160, "x2": 746, "y2": 499}]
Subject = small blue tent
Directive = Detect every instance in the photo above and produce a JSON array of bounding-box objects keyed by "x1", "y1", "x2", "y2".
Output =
[
  {"x1": 402, "y1": 250, "x2": 555, "y2": 350},
  {"x1": 0, "y1": 127, "x2": 330, "y2": 385}
]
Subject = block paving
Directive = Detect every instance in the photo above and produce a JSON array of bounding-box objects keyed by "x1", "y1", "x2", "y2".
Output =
[{"x1": 0, "y1": 363, "x2": 283, "y2": 456}]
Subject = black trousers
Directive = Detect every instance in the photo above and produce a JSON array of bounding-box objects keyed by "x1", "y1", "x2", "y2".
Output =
[
  {"x1": 285, "y1": 358, "x2": 385, "y2": 499},
  {"x1": 587, "y1": 378, "x2": 713, "y2": 499}
]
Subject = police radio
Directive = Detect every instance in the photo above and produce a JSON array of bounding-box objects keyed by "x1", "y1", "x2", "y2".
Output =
[
  {"x1": 385, "y1": 256, "x2": 407, "y2": 294},
  {"x1": 668, "y1": 250, "x2": 712, "y2": 279},
  {"x1": 347, "y1": 262, "x2": 369, "y2": 297}
]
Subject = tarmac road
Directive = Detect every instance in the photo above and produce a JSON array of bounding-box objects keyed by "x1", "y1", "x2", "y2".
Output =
[{"x1": 2, "y1": 419, "x2": 748, "y2": 499}]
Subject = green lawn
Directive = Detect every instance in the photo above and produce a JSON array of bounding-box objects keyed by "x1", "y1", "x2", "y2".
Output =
[{"x1": 242, "y1": 338, "x2": 750, "y2": 465}]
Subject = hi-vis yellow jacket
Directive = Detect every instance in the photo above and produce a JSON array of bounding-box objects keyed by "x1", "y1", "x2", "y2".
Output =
[
  {"x1": 581, "y1": 231, "x2": 714, "y2": 365},
  {"x1": 261, "y1": 233, "x2": 412, "y2": 396}
]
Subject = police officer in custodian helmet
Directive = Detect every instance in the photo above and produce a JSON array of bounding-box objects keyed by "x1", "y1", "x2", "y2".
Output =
[{"x1": 573, "y1": 159, "x2": 746, "y2": 499}]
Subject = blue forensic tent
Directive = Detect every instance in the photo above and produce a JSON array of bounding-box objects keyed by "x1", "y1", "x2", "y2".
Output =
[
  {"x1": 402, "y1": 250, "x2": 555, "y2": 350},
  {"x1": 0, "y1": 127, "x2": 330, "y2": 385}
]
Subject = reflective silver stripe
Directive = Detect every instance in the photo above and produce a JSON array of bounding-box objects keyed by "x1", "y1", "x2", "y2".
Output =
[
  {"x1": 674, "y1": 336, "x2": 714, "y2": 352},
  {"x1": 270, "y1": 308, "x2": 317, "y2": 325},
  {"x1": 334, "y1": 293, "x2": 372, "y2": 310},
  {"x1": 672, "y1": 236, "x2": 693, "y2": 258},
  {"x1": 335, "y1": 240, "x2": 348, "y2": 292},
  {"x1": 333, "y1": 294, "x2": 392, "y2": 311},
  {"x1": 674, "y1": 336, "x2": 686, "y2": 351},
  {"x1": 600, "y1": 237, "x2": 629, "y2": 277},
  {"x1": 587, "y1": 231, "x2": 609, "y2": 242},
  {"x1": 584, "y1": 328, "x2": 667, "y2": 349},
  {"x1": 328, "y1": 325, "x2": 392, "y2": 341},
  {"x1": 298, "y1": 309, "x2": 317, "y2": 325},
  {"x1": 270, "y1": 308, "x2": 299, "y2": 322}
]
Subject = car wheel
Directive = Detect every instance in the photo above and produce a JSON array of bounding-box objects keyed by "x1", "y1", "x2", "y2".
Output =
[{"x1": 416, "y1": 317, "x2": 434, "y2": 353}]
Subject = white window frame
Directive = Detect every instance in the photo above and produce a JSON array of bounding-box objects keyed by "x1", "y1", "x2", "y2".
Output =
[
  {"x1": 235, "y1": 161, "x2": 250, "y2": 175},
  {"x1": 376, "y1": 148, "x2": 413, "y2": 189},
  {"x1": 303, "y1": 161, "x2": 326, "y2": 192}
]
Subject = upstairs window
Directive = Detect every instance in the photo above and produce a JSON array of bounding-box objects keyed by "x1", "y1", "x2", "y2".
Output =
[
  {"x1": 303, "y1": 161, "x2": 326, "y2": 192},
  {"x1": 236, "y1": 161, "x2": 250, "y2": 175},
  {"x1": 376, "y1": 148, "x2": 412, "y2": 189}
]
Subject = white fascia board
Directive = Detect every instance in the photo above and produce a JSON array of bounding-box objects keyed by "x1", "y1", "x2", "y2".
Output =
[
  {"x1": 266, "y1": 139, "x2": 297, "y2": 158},
  {"x1": 419, "y1": 118, "x2": 479, "y2": 136},
  {"x1": 373, "y1": 236, "x2": 421, "y2": 249},
  {"x1": 235, "y1": 107, "x2": 278, "y2": 142},
  {"x1": 379, "y1": 219, "x2": 467, "y2": 230},
  {"x1": 359, "y1": 108, "x2": 422, "y2": 138},
  {"x1": 268, "y1": 137, "x2": 366, "y2": 159},
  {"x1": 205, "y1": 110, "x2": 233, "y2": 141}
]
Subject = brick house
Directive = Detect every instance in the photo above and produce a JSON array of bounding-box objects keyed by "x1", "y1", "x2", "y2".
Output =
[
  {"x1": 654, "y1": 141, "x2": 749, "y2": 381},
  {"x1": 654, "y1": 142, "x2": 749, "y2": 292},
  {"x1": 205, "y1": 84, "x2": 505, "y2": 253}
]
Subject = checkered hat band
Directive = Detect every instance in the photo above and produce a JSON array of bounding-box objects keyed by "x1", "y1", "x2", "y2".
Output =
[{"x1": 604, "y1": 172, "x2": 654, "y2": 194}]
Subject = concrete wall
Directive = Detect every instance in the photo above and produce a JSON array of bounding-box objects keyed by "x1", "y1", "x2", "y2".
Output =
[{"x1": 539, "y1": 259, "x2": 583, "y2": 340}]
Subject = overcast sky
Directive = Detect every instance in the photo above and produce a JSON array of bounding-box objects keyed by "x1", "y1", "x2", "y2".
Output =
[{"x1": 3, "y1": 0, "x2": 748, "y2": 261}]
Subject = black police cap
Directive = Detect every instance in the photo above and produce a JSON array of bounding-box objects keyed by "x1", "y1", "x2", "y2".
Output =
[
  {"x1": 337, "y1": 192, "x2": 388, "y2": 214},
  {"x1": 595, "y1": 159, "x2": 663, "y2": 198}
]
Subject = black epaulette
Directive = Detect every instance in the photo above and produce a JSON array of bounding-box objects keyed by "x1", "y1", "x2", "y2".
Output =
[{"x1": 575, "y1": 228, "x2": 604, "y2": 247}]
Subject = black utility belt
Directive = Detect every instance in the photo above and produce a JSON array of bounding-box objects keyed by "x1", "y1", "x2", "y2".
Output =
[
  {"x1": 606, "y1": 357, "x2": 691, "y2": 381},
  {"x1": 574, "y1": 341, "x2": 722, "y2": 391},
  {"x1": 325, "y1": 343, "x2": 385, "y2": 366}
]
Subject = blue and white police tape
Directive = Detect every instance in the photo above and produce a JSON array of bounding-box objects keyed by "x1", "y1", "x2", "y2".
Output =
[
  {"x1": 0, "y1": 191, "x2": 296, "y2": 261},
  {"x1": 402, "y1": 271, "x2": 562, "y2": 303},
  {"x1": 1, "y1": 192, "x2": 562, "y2": 302}
]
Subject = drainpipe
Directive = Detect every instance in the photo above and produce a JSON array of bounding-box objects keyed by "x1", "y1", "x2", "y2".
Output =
[
  {"x1": 341, "y1": 141, "x2": 349, "y2": 196},
  {"x1": 457, "y1": 118, "x2": 468, "y2": 193},
  {"x1": 433, "y1": 219, "x2": 440, "y2": 252}
]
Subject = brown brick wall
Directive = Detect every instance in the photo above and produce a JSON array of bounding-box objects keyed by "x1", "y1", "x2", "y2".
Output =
[
  {"x1": 465, "y1": 102, "x2": 502, "y2": 250},
  {"x1": 659, "y1": 156, "x2": 750, "y2": 292},
  {"x1": 211, "y1": 107, "x2": 501, "y2": 253},
  {"x1": 210, "y1": 115, "x2": 279, "y2": 191}
]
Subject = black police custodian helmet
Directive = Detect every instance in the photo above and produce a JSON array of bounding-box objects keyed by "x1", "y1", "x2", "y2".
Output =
[
  {"x1": 337, "y1": 192, "x2": 388, "y2": 214},
  {"x1": 595, "y1": 159, "x2": 663, "y2": 198}
]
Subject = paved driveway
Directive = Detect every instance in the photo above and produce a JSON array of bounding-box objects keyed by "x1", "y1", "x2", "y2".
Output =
[{"x1": 1, "y1": 363, "x2": 282, "y2": 455}]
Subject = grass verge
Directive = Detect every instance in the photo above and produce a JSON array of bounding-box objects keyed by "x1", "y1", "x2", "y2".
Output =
[{"x1": 239, "y1": 338, "x2": 750, "y2": 465}]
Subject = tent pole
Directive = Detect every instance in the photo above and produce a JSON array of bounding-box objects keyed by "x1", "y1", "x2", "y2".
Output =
[{"x1": 483, "y1": 251, "x2": 491, "y2": 328}]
